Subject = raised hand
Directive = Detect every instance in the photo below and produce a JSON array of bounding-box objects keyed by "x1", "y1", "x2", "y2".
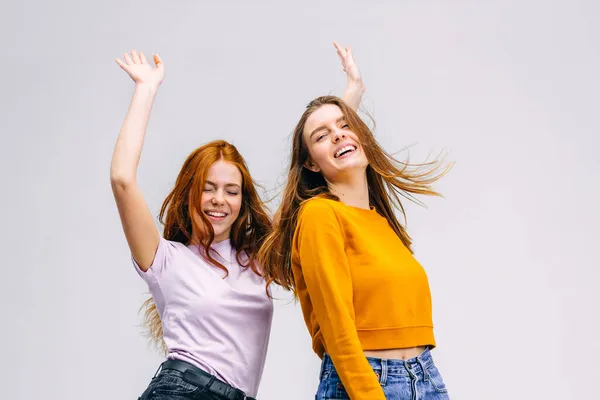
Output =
[
  {"x1": 115, "y1": 49, "x2": 164, "y2": 88},
  {"x1": 335, "y1": 42, "x2": 365, "y2": 111},
  {"x1": 334, "y1": 42, "x2": 363, "y2": 87}
]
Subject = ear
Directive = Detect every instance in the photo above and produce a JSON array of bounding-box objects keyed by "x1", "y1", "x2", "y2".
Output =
[{"x1": 304, "y1": 158, "x2": 321, "y2": 173}]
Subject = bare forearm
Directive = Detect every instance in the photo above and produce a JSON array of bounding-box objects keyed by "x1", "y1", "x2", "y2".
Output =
[
  {"x1": 342, "y1": 80, "x2": 365, "y2": 111},
  {"x1": 110, "y1": 84, "x2": 159, "y2": 185}
]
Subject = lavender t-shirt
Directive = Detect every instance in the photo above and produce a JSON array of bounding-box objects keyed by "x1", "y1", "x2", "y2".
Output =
[{"x1": 133, "y1": 237, "x2": 273, "y2": 397}]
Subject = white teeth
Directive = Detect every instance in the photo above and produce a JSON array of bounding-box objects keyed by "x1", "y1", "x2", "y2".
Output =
[
  {"x1": 335, "y1": 145, "x2": 356, "y2": 158},
  {"x1": 206, "y1": 211, "x2": 227, "y2": 217}
]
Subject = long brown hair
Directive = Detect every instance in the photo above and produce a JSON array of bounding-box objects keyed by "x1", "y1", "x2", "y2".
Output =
[
  {"x1": 141, "y1": 140, "x2": 272, "y2": 352},
  {"x1": 258, "y1": 96, "x2": 450, "y2": 293}
]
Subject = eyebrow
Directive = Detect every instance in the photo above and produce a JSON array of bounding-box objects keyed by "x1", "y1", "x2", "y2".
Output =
[
  {"x1": 205, "y1": 181, "x2": 241, "y2": 189},
  {"x1": 309, "y1": 116, "x2": 346, "y2": 139}
]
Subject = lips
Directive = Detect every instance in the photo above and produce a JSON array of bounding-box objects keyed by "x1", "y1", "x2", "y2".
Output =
[
  {"x1": 204, "y1": 210, "x2": 228, "y2": 220},
  {"x1": 334, "y1": 144, "x2": 357, "y2": 159}
]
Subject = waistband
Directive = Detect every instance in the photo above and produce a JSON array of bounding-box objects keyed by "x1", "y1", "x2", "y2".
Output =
[
  {"x1": 159, "y1": 359, "x2": 254, "y2": 400},
  {"x1": 320, "y1": 347, "x2": 437, "y2": 379}
]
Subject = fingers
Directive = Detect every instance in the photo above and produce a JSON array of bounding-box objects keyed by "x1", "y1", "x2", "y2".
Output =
[
  {"x1": 117, "y1": 49, "x2": 162, "y2": 71},
  {"x1": 332, "y1": 42, "x2": 361, "y2": 82},
  {"x1": 346, "y1": 47, "x2": 354, "y2": 62},
  {"x1": 333, "y1": 41, "x2": 346, "y2": 58},
  {"x1": 154, "y1": 53, "x2": 164, "y2": 69},
  {"x1": 115, "y1": 57, "x2": 127, "y2": 70},
  {"x1": 131, "y1": 49, "x2": 141, "y2": 64}
]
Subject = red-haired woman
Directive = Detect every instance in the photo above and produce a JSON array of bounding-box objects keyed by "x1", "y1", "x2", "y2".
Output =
[{"x1": 111, "y1": 45, "x2": 364, "y2": 400}]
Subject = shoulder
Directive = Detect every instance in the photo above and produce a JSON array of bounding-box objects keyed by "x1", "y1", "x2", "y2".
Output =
[
  {"x1": 299, "y1": 197, "x2": 340, "y2": 220},
  {"x1": 296, "y1": 198, "x2": 346, "y2": 233},
  {"x1": 164, "y1": 238, "x2": 187, "y2": 251},
  {"x1": 159, "y1": 238, "x2": 191, "y2": 259}
]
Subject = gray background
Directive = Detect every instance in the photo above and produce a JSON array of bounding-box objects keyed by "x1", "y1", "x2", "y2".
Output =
[{"x1": 1, "y1": 0, "x2": 598, "y2": 399}]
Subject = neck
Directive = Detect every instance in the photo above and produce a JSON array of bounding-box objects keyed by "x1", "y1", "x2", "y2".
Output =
[{"x1": 327, "y1": 169, "x2": 370, "y2": 209}]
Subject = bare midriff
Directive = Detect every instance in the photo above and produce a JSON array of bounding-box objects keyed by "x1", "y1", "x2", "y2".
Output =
[{"x1": 364, "y1": 346, "x2": 428, "y2": 360}]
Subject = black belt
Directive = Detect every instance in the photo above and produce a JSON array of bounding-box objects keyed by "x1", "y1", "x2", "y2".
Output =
[{"x1": 160, "y1": 359, "x2": 255, "y2": 400}]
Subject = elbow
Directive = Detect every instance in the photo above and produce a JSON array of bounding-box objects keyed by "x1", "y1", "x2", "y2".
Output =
[{"x1": 110, "y1": 171, "x2": 135, "y2": 191}]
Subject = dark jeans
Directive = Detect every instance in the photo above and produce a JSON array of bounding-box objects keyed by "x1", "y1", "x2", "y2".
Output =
[{"x1": 139, "y1": 365, "x2": 248, "y2": 400}]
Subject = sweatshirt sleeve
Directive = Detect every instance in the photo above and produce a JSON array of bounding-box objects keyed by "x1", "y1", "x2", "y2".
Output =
[{"x1": 295, "y1": 200, "x2": 385, "y2": 399}]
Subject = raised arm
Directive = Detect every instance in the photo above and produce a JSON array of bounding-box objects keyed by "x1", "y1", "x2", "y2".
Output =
[
  {"x1": 110, "y1": 50, "x2": 164, "y2": 271},
  {"x1": 335, "y1": 42, "x2": 365, "y2": 111}
]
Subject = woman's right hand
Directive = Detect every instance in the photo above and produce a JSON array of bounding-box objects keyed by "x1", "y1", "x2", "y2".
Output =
[
  {"x1": 115, "y1": 50, "x2": 164, "y2": 88},
  {"x1": 111, "y1": 49, "x2": 163, "y2": 271}
]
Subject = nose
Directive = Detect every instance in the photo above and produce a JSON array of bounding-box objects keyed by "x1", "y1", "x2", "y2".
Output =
[
  {"x1": 211, "y1": 189, "x2": 225, "y2": 205},
  {"x1": 332, "y1": 129, "x2": 346, "y2": 143}
]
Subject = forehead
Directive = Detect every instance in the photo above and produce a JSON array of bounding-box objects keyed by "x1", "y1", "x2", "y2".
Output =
[
  {"x1": 304, "y1": 104, "x2": 345, "y2": 136},
  {"x1": 205, "y1": 160, "x2": 242, "y2": 185}
]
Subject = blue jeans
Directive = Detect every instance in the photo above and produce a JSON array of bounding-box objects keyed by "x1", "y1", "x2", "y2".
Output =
[{"x1": 316, "y1": 348, "x2": 450, "y2": 400}]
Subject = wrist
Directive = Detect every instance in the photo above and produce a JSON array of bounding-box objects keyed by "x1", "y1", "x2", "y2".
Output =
[{"x1": 134, "y1": 82, "x2": 160, "y2": 95}]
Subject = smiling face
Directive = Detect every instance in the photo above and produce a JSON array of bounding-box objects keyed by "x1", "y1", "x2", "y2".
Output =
[
  {"x1": 302, "y1": 104, "x2": 369, "y2": 182},
  {"x1": 191, "y1": 159, "x2": 243, "y2": 243}
]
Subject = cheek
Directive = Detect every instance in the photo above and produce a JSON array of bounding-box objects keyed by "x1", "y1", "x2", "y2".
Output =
[
  {"x1": 200, "y1": 192, "x2": 210, "y2": 205},
  {"x1": 229, "y1": 197, "x2": 243, "y2": 216},
  {"x1": 309, "y1": 143, "x2": 331, "y2": 166}
]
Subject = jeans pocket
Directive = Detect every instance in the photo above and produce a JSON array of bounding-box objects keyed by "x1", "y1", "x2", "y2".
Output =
[
  {"x1": 316, "y1": 370, "x2": 350, "y2": 400},
  {"x1": 427, "y1": 365, "x2": 448, "y2": 394},
  {"x1": 151, "y1": 370, "x2": 200, "y2": 397}
]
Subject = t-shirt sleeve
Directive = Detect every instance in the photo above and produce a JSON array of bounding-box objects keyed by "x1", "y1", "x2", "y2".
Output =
[{"x1": 131, "y1": 237, "x2": 175, "y2": 282}]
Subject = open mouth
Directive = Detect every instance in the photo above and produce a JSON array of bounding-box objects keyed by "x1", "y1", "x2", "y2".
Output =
[
  {"x1": 204, "y1": 210, "x2": 228, "y2": 220},
  {"x1": 334, "y1": 145, "x2": 357, "y2": 159}
]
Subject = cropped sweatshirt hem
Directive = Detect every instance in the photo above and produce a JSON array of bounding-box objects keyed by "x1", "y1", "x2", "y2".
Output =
[{"x1": 312, "y1": 326, "x2": 436, "y2": 358}]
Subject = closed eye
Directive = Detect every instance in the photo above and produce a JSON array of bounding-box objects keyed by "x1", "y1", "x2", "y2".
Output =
[{"x1": 316, "y1": 132, "x2": 328, "y2": 142}]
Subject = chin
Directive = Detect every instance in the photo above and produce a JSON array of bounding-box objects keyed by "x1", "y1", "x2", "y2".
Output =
[
  {"x1": 339, "y1": 160, "x2": 368, "y2": 171},
  {"x1": 212, "y1": 229, "x2": 230, "y2": 241}
]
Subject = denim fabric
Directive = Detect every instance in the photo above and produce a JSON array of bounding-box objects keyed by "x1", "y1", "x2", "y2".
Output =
[
  {"x1": 316, "y1": 348, "x2": 450, "y2": 400},
  {"x1": 139, "y1": 369, "x2": 227, "y2": 400}
]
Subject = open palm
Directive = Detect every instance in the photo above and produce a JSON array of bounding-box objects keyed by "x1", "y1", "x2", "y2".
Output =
[{"x1": 115, "y1": 49, "x2": 164, "y2": 87}]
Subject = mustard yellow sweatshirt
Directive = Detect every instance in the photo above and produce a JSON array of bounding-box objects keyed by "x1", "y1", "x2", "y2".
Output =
[{"x1": 292, "y1": 198, "x2": 436, "y2": 399}]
